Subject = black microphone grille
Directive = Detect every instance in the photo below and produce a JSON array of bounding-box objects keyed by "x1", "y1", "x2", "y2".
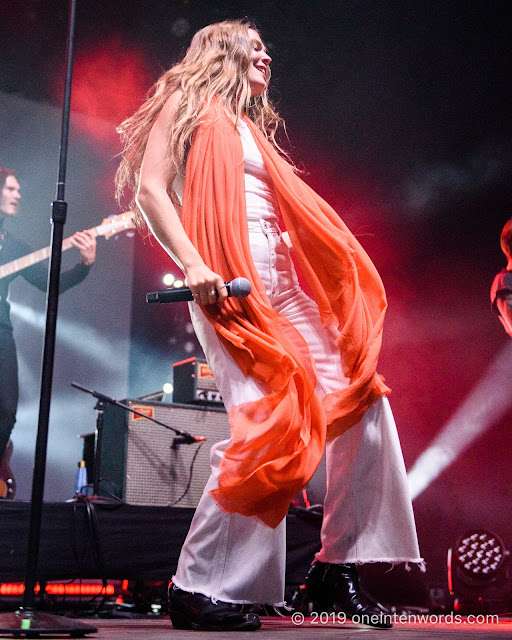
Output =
[{"x1": 230, "y1": 277, "x2": 252, "y2": 298}]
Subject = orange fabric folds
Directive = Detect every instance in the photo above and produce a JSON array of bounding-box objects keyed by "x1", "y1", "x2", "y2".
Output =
[{"x1": 180, "y1": 107, "x2": 389, "y2": 528}]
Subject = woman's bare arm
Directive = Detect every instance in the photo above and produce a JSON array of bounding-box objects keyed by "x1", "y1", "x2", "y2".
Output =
[{"x1": 136, "y1": 91, "x2": 227, "y2": 307}]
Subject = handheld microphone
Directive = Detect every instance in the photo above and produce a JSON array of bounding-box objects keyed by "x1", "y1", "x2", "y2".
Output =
[{"x1": 146, "y1": 277, "x2": 251, "y2": 303}]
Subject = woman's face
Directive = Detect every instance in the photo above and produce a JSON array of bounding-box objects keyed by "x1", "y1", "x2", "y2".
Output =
[{"x1": 247, "y1": 28, "x2": 271, "y2": 96}]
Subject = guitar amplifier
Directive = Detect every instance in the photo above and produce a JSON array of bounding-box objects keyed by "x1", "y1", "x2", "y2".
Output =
[
  {"x1": 173, "y1": 357, "x2": 223, "y2": 405},
  {"x1": 98, "y1": 400, "x2": 230, "y2": 507}
]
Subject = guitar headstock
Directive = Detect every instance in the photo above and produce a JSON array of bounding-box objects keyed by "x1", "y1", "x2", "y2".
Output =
[{"x1": 97, "y1": 212, "x2": 136, "y2": 238}]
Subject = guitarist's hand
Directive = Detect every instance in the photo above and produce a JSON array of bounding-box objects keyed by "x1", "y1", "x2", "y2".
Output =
[{"x1": 71, "y1": 230, "x2": 97, "y2": 266}]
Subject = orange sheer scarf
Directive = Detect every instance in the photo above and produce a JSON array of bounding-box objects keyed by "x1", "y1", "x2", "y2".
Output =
[{"x1": 180, "y1": 107, "x2": 389, "y2": 528}]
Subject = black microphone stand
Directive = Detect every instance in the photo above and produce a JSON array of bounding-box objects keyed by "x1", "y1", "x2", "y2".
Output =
[
  {"x1": 0, "y1": 0, "x2": 97, "y2": 636},
  {"x1": 71, "y1": 382, "x2": 204, "y2": 500}
]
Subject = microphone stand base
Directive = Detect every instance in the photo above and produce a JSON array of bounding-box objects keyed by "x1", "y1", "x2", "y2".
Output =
[{"x1": 0, "y1": 609, "x2": 98, "y2": 637}]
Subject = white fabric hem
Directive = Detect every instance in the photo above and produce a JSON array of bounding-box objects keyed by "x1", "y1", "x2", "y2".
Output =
[
  {"x1": 171, "y1": 577, "x2": 286, "y2": 607},
  {"x1": 313, "y1": 557, "x2": 426, "y2": 572}
]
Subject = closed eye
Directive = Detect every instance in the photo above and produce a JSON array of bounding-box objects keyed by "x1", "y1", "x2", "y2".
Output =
[{"x1": 251, "y1": 39, "x2": 266, "y2": 53}]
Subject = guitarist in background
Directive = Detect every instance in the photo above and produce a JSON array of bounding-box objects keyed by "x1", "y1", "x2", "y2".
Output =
[
  {"x1": 0, "y1": 167, "x2": 96, "y2": 498},
  {"x1": 490, "y1": 216, "x2": 512, "y2": 338}
]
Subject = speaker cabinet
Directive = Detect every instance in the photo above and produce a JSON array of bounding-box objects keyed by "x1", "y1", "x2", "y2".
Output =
[{"x1": 99, "y1": 400, "x2": 230, "y2": 507}]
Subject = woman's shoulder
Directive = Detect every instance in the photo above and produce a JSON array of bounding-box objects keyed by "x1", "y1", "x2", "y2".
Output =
[{"x1": 161, "y1": 89, "x2": 184, "y2": 118}]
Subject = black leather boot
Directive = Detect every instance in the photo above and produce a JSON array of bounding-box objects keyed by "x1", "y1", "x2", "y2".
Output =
[
  {"x1": 305, "y1": 561, "x2": 392, "y2": 629},
  {"x1": 169, "y1": 585, "x2": 261, "y2": 631}
]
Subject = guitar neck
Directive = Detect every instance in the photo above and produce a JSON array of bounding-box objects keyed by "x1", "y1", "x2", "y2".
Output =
[
  {"x1": 0, "y1": 213, "x2": 133, "y2": 282},
  {"x1": 0, "y1": 231, "x2": 96, "y2": 281}
]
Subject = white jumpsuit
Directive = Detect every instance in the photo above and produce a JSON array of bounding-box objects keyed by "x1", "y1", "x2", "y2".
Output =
[{"x1": 172, "y1": 121, "x2": 422, "y2": 605}]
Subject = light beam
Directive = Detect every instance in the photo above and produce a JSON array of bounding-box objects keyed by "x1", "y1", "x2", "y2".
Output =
[{"x1": 408, "y1": 340, "x2": 512, "y2": 499}]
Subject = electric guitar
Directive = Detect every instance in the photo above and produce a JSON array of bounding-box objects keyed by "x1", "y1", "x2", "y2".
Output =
[
  {"x1": 0, "y1": 440, "x2": 15, "y2": 499},
  {"x1": 0, "y1": 211, "x2": 135, "y2": 281}
]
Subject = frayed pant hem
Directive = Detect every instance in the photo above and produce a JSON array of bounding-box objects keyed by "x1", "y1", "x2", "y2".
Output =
[
  {"x1": 313, "y1": 556, "x2": 426, "y2": 572},
  {"x1": 171, "y1": 576, "x2": 286, "y2": 606}
]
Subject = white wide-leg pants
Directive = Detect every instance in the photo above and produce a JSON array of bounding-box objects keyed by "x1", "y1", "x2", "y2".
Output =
[{"x1": 173, "y1": 218, "x2": 422, "y2": 605}]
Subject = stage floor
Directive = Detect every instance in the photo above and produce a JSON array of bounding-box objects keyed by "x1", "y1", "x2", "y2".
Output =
[{"x1": 58, "y1": 615, "x2": 512, "y2": 639}]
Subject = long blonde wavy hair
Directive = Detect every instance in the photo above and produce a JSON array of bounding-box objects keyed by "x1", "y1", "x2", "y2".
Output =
[{"x1": 115, "y1": 18, "x2": 288, "y2": 216}]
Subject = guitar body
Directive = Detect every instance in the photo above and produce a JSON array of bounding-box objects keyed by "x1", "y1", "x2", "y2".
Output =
[{"x1": 0, "y1": 439, "x2": 15, "y2": 499}]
